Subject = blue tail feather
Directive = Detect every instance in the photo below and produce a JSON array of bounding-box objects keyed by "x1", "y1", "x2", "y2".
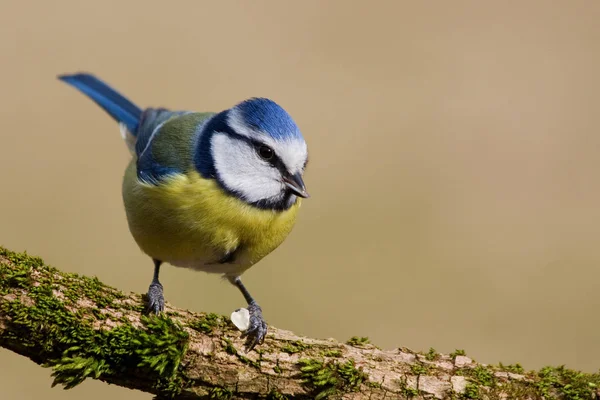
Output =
[{"x1": 58, "y1": 73, "x2": 142, "y2": 134}]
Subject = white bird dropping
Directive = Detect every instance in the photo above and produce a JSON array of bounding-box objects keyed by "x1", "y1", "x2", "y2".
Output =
[{"x1": 231, "y1": 308, "x2": 250, "y2": 331}]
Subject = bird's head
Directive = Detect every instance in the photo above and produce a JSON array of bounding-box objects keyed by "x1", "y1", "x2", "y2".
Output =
[{"x1": 196, "y1": 98, "x2": 309, "y2": 210}]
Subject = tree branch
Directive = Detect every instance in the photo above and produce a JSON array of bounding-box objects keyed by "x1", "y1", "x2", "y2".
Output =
[{"x1": 0, "y1": 246, "x2": 599, "y2": 399}]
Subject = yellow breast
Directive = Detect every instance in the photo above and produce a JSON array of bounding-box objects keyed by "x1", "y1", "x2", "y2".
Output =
[{"x1": 121, "y1": 160, "x2": 301, "y2": 275}]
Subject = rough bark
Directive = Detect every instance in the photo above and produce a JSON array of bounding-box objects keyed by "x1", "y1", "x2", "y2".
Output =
[{"x1": 0, "y1": 246, "x2": 599, "y2": 400}]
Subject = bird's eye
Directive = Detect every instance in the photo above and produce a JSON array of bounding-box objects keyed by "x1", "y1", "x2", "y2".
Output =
[{"x1": 258, "y1": 145, "x2": 274, "y2": 161}]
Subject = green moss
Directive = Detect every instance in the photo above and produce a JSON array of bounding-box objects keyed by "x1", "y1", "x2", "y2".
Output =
[
  {"x1": 47, "y1": 315, "x2": 189, "y2": 395},
  {"x1": 2, "y1": 263, "x2": 33, "y2": 289},
  {"x1": 321, "y1": 349, "x2": 343, "y2": 358},
  {"x1": 337, "y1": 359, "x2": 367, "y2": 387},
  {"x1": 189, "y1": 312, "x2": 226, "y2": 334},
  {"x1": 497, "y1": 362, "x2": 525, "y2": 374},
  {"x1": 469, "y1": 365, "x2": 495, "y2": 387},
  {"x1": 266, "y1": 389, "x2": 289, "y2": 399},
  {"x1": 455, "y1": 365, "x2": 495, "y2": 398},
  {"x1": 9, "y1": 247, "x2": 600, "y2": 400},
  {"x1": 281, "y1": 340, "x2": 309, "y2": 354},
  {"x1": 239, "y1": 354, "x2": 261, "y2": 369},
  {"x1": 462, "y1": 383, "x2": 480, "y2": 399},
  {"x1": 222, "y1": 338, "x2": 237, "y2": 355},
  {"x1": 425, "y1": 347, "x2": 439, "y2": 361},
  {"x1": 398, "y1": 378, "x2": 420, "y2": 397},
  {"x1": 535, "y1": 365, "x2": 600, "y2": 400},
  {"x1": 366, "y1": 381, "x2": 382, "y2": 389},
  {"x1": 298, "y1": 358, "x2": 367, "y2": 399},
  {"x1": 497, "y1": 381, "x2": 539, "y2": 399},
  {"x1": 208, "y1": 386, "x2": 233, "y2": 399},
  {"x1": 221, "y1": 337, "x2": 260, "y2": 369},
  {"x1": 450, "y1": 349, "x2": 466, "y2": 360},
  {"x1": 0, "y1": 247, "x2": 189, "y2": 398},
  {"x1": 298, "y1": 358, "x2": 338, "y2": 400},
  {"x1": 74, "y1": 275, "x2": 125, "y2": 308},
  {"x1": 346, "y1": 336, "x2": 370, "y2": 346},
  {"x1": 454, "y1": 364, "x2": 600, "y2": 399},
  {"x1": 410, "y1": 363, "x2": 429, "y2": 376}
]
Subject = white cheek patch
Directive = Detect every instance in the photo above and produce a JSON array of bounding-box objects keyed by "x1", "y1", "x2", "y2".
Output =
[{"x1": 212, "y1": 133, "x2": 284, "y2": 202}]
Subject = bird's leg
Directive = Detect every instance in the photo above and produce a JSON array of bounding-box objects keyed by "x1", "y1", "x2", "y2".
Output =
[
  {"x1": 229, "y1": 276, "x2": 267, "y2": 351},
  {"x1": 146, "y1": 259, "x2": 165, "y2": 314}
]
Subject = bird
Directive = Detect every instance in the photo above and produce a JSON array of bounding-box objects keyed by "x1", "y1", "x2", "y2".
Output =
[{"x1": 58, "y1": 73, "x2": 309, "y2": 350}]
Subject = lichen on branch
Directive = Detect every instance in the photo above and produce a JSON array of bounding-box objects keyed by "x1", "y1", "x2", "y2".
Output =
[{"x1": 1, "y1": 246, "x2": 599, "y2": 399}]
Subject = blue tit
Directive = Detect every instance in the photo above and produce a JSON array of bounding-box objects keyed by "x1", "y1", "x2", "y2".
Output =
[{"x1": 58, "y1": 73, "x2": 309, "y2": 350}]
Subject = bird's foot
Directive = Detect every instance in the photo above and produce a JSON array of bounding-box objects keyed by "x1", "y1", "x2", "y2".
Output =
[
  {"x1": 242, "y1": 302, "x2": 268, "y2": 351},
  {"x1": 146, "y1": 281, "x2": 164, "y2": 314}
]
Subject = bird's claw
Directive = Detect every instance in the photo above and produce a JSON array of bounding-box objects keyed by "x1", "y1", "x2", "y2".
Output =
[
  {"x1": 146, "y1": 281, "x2": 165, "y2": 314},
  {"x1": 241, "y1": 302, "x2": 267, "y2": 352}
]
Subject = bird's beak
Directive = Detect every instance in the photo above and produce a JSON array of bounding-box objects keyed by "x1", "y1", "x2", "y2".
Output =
[{"x1": 283, "y1": 173, "x2": 310, "y2": 198}]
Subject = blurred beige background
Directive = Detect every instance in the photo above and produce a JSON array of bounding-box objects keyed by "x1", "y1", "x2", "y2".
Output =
[{"x1": 2, "y1": 0, "x2": 600, "y2": 398}]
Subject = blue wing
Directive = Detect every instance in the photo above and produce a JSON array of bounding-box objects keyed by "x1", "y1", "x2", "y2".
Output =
[{"x1": 58, "y1": 72, "x2": 195, "y2": 184}]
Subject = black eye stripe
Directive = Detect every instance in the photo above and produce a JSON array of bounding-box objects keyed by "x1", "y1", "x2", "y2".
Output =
[
  {"x1": 225, "y1": 131, "x2": 289, "y2": 174},
  {"x1": 258, "y1": 146, "x2": 286, "y2": 173}
]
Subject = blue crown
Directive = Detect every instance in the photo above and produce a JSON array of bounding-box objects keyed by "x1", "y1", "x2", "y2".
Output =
[{"x1": 236, "y1": 98, "x2": 303, "y2": 141}]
